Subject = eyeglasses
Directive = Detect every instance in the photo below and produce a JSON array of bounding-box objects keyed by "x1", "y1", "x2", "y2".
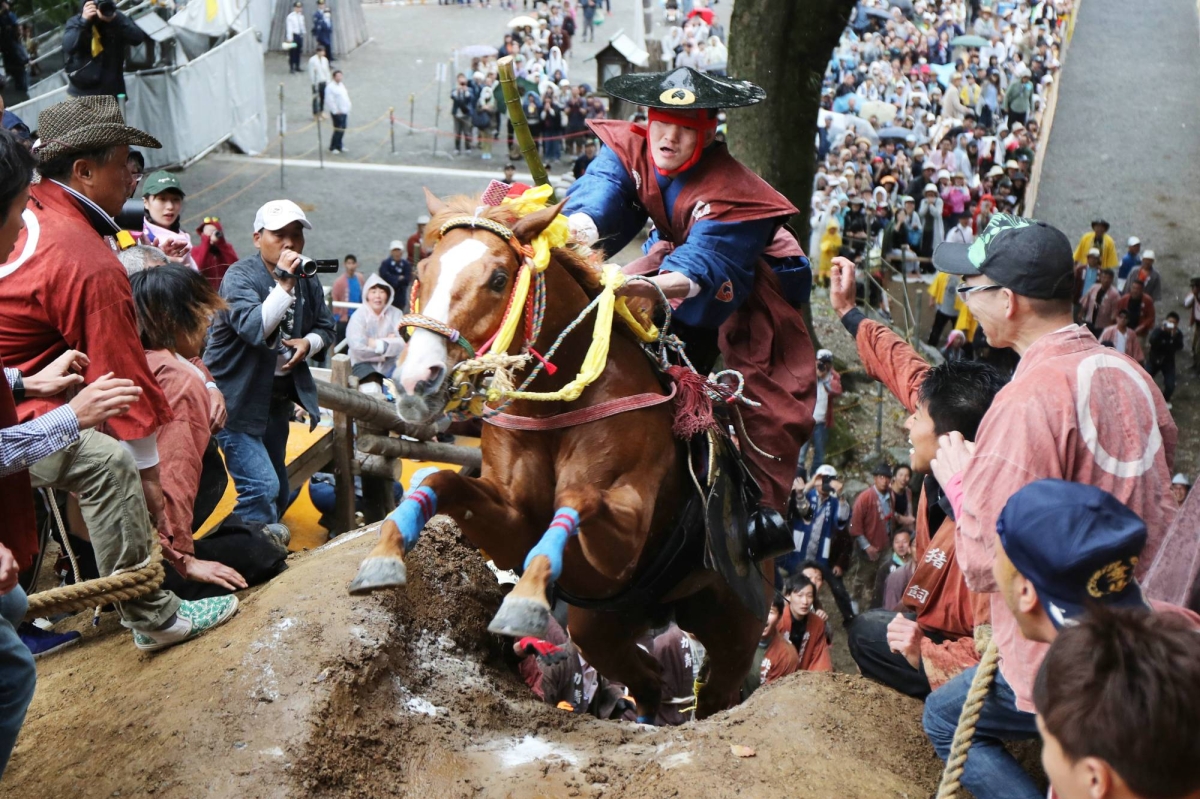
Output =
[{"x1": 956, "y1": 282, "x2": 1003, "y2": 297}]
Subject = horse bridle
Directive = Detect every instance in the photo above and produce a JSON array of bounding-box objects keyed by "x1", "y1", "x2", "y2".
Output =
[{"x1": 397, "y1": 214, "x2": 540, "y2": 362}]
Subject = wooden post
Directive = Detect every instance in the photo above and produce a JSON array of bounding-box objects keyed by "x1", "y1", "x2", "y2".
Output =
[
  {"x1": 358, "y1": 418, "x2": 397, "y2": 523},
  {"x1": 329, "y1": 355, "x2": 358, "y2": 535}
]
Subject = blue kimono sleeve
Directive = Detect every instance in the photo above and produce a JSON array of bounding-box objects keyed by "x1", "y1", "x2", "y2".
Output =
[
  {"x1": 563, "y1": 146, "x2": 649, "y2": 259},
  {"x1": 655, "y1": 217, "x2": 776, "y2": 329}
]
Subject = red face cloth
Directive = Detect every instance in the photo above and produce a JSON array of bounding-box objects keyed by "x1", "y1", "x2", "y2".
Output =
[{"x1": 637, "y1": 107, "x2": 718, "y2": 176}]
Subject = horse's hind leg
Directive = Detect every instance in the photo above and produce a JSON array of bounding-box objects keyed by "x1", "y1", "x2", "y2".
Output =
[
  {"x1": 568, "y1": 607, "x2": 662, "y2": 724},
  {"x1": 675, "y1": 583, "x2": 764, "y2": 720}
]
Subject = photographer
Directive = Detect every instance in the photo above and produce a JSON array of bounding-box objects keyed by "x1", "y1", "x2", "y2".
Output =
[
  {"x1": 192, "y1": 215, "x2": 238, "y2": 291},
  {"x1": 62, "y1": 0, "x2": 148, "y2": 98},
  {"x1": 785, "y1": 465, "x2": 855, "y2": 627},
  {"x1": 203, "y1": 200, "x2": 335, "y2": 532}
]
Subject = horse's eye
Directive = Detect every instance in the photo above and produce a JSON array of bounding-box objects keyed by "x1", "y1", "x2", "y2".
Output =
[{"x1": 488, "y1": 269, "x2": 508, "y2": 292}]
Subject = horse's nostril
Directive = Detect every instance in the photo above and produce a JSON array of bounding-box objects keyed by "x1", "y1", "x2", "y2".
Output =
[{"x1": 417, "y1": 364, "x2": 446, "y2": 397}]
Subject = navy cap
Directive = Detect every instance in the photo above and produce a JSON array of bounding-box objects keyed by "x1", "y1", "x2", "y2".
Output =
[
  {"x1": 933, "y1": 213, "x2": 1075, "y2": 300},
  {"x1": 997, "y1": 479, "x2": 1150, "y2": 629}
]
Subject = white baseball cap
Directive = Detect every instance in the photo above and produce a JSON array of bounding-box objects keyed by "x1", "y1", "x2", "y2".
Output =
[
  {"x1": 815, "y1": 464, "x2": 838, "y2": 478},
  {"x1": 389, "y1": 239, "x2": 404, "y2": 251},
  {"x1": 1087, "y1": 247, "x2": 1100, "y2": 257},
  {"x1": 1128, "y1": 236, "x2": 1140, "y2": 246},
  {"x1": 253, "y1": 199, "x2": 312, "y2": 234},
  {"x1": 1172, "y1": 473, "x2": 1191, "y2": 487},
  {"x1": 1143, "y1": 249, "x2": 1156, "y2": 260},
  {"x1": 817, "y1": 348, "x2": 834, "y2": 361}
]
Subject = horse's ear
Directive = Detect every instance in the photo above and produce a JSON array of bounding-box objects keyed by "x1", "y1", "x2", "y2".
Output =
[
  {"x1": 511, "y1": 200, "x2": 567, "y2": 245},
  {"x1": 424, "y1": 188, "x2": 448, "y2": 217}
]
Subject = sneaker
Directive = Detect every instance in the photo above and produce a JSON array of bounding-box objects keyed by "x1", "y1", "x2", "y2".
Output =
[
  {"x1": 18, "y1": 623, "x2": 81, "y2": 658},
  {"x1": 264, "y1": 523, "x2": 291, "y2": 549},
  {"x1": 133, "y1": 595, "x2": 239, "y2": 652}
]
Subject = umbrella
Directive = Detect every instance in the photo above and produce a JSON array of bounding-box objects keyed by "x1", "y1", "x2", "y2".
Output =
[
  {"x1": 856, "y1": 100, "x2": 898, "y2": 124},
  {"x1": 458, "y1": 44, "x2": 499, "y2": 59},
  {"x1": 876, "y1": 126, "x2": 915, "y2": 141},
  {"x1": 507, "y1": 15, "x2": 538, "y2": 28},
  {"x1": 863, "y1": 6, "x2": 892, "y2": 20},
  {"x1": 687, "y1": 7, "x2": 715, "y2": 24},
  {"x1": 929, "y1": 62, "x2": 958, "y2": 88},
  {"x1": 949, "y1": 34, "x2": 989, "y2": 48}
]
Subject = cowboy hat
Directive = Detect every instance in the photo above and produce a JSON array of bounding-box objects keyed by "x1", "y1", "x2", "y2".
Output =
[{"x1": 34, "y1": 95, "x2": 160, "y2": 164}]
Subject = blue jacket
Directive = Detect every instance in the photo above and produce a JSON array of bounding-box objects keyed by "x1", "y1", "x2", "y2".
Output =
[
  {"x1": 792, "y1": 489, "x2": 848, "y2": 567},
  {"x1": 204, "y1": 255, "x2": 336, "y2": 436}
]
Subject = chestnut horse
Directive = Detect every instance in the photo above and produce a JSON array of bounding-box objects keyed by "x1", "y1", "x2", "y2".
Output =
[{"x1": 348, "y1": 191, "x2": 764, "y2": 721}]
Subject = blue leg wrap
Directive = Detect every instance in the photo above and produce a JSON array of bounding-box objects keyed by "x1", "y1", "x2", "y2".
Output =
[
  {"x1": 636, "y1": 714, "x2": 655, "y2": 725},
  {"x1": 387, "y1": 485, "x2": 437, "y2": 552},
  {"x1": 523, "y1": 507, "x2": 580, "y2": 581}
]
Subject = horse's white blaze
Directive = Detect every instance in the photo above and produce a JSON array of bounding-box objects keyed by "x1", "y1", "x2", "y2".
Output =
[{"x1": 399, "y1": 238, "x2": 488, "y2": 395}]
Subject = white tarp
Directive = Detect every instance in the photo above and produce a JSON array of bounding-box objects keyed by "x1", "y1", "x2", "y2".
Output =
[
  {"x1": 169, "y1": 0, "x2": 246, "y2": 37},
  {"x1": 10, "y1": 29, "x2": 267, "y2": 168}
]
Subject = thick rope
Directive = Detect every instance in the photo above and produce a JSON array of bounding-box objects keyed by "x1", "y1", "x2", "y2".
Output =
[
  {"x1": 935, "y1": 636, "x2": 1001, "y2": 799},
  {"x1": 25, "y1": 542, "x2": 166, "y2": 621}
]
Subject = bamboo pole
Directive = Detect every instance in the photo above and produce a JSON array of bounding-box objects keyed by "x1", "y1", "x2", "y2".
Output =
[{"x1": 497, "y1": 55, "x2": 555, "y2": 199}]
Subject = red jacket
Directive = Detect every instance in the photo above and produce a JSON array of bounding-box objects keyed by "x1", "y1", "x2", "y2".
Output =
[
  {"x1": 0, "y1": 180, "x2": 170, "y2": 439},
  {"x1": 192, "y1": 220, "x2": 239, "y2": 291},
  {"x1": 0, "y1": 352, "x2": 37, "y2": 570}
]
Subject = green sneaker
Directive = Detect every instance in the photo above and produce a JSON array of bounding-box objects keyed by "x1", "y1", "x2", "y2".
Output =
[{"x1": 133, "y1": 595, "x2": 239, "y2": 652}]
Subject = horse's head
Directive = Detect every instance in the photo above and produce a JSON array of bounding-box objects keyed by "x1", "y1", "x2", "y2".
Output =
[{"x1": 393, "y1": 189, "x2": 564, "y2": 425}]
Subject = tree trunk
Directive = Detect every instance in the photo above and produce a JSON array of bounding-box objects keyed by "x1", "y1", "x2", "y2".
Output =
[{"x1": 727, "y1": 0, "x2": 857, "y2": 249}]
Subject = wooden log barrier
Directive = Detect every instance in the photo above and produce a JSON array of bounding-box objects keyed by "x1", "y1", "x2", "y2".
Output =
[
  {"x1": 315, "y1": 375, "x2": 439, "y2": 440},
  {"x1": 357, "y1": 433, "x2": 483, "y2": 470}
]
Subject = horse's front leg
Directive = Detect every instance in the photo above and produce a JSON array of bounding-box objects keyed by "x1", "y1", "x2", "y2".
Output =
[
  {"x1": 348, "y1": 468, "x2": 531, "y2": 595},
  {"x1": 488, "y1": 482, "x2": 653, "y2": 638}
]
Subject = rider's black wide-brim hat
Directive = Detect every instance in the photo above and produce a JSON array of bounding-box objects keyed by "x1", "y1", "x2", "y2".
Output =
[{"x1": 603, "y1": 67, "x2": 766, "y2": 110}]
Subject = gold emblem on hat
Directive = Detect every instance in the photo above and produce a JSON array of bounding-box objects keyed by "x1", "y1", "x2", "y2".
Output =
[
  {"x1": 660, "y1": 88, "x2": 696, "y2": 106},
  {"x1": 1086, "y1": 557, "x2": 1137, "y2": 598}
]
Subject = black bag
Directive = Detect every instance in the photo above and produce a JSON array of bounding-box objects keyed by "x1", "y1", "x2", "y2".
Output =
[
  {"x1": 472, "y1": 108, "x2": 493, "y2": 129},
  {"x1": 67, "y1": 55, "x2": 104, "y2": 90}
]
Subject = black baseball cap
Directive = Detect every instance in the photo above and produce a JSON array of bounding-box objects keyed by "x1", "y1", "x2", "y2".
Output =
[
  {"x1": 997, "y1": 479, "x2": 1150, "y2": 629},
  {"x1": 932, "y1": 213, "x2": 1074, "y2": 300}
]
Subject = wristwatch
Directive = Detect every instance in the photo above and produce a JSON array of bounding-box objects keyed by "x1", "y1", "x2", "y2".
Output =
[{"x1": 11, "y1": 371, "x2": 24, "y2": 402}]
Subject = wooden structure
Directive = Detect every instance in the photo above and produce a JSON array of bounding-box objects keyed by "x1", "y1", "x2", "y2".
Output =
[
  {"x1": 196, "y1": 354, "x2": 481, "y2": 542},
  {"x1": 591, "y1": 32, "x2": 651, "y2": 121}
]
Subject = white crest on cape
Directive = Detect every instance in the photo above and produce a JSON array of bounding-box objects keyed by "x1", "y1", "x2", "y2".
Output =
[
  {"x1": 632, "y1": 170, "x2": 642, "y2": 190},
  {"x1": 691, "y1": 200, "x2": 712, "y2": 220}
]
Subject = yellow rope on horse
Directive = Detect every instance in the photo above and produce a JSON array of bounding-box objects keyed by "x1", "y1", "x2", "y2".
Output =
[
  {"x1": 935, "y1": 634, "x2": 1001, "y2": 799},
  {"x1": 489, "y1": 264, "x2": 637, "y2": 404}
]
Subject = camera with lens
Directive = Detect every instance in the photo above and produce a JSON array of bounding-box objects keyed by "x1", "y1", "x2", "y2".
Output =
[{"x1": 274, "y1": 256, "x2": 339, "y2": 281}]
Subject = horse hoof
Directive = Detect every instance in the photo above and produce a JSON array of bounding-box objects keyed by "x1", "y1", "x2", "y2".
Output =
[
  {"x1": 487, "y1": 595, "x2": 550, "y2": 638},
  {"x1": 348, "y1": 557, "x2": 407, "y2": 595}
]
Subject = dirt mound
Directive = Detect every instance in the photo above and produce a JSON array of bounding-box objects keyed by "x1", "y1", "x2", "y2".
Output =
[{"x1": 3, "y1": 520, "x2": 943, "y2": 798}]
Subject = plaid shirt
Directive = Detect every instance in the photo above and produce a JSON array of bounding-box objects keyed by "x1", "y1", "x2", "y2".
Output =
[{"x1": 0, "y1": 368, "x2": 79, "y2": 478}]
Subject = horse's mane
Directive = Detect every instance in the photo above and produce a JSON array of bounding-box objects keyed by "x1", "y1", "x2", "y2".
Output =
[{"x1": 427, "y1": 194, "x2": 654, "y2": 329}]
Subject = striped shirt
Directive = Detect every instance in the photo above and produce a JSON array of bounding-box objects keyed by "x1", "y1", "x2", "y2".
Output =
[{"x1": 1, "y1": 368, "x2": 79, "y2": 478}]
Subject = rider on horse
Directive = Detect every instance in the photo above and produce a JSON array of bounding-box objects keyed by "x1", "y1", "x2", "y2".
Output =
[{"x1": 563, "y1": 66, "x2": 817, "y2": 514}]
